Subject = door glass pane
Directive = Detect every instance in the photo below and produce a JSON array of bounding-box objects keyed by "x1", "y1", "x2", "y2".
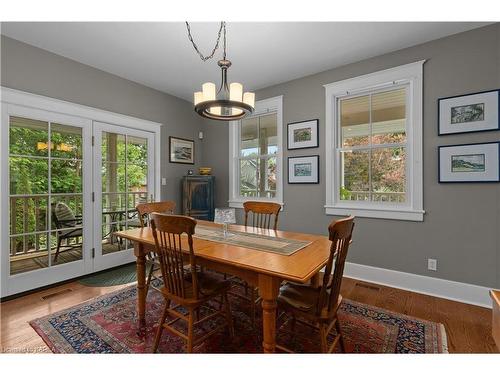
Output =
[
  {"x1": 51, "y1": 229, "x2": 83, "y2": 266},
  {"x1": 372, "y1": 89, "x2": 406, "y2": 145},
  {"x1": 126, "y1": 164, "x2": 148, "y2": 192},
  {"x1": 340, "y1": 95, "x2": 370, "y2": 147},
  {"x1": 371, "y1": 147, "x2": 406, "y2": 203},
  {"x1": 10, "y1": 196, "x2": 49, "y2": 234},
  {"x1": 51, "y1": 159, "x2": 83, "y2": 193},
  {"x1": 102, "y1": 132, "x2": 125, "y2": 162},
  {"x1": 127, "y1": 136, "x2": 148, "y2": 164},
  {"x1": 9, "y1": 116, "x2": 49, "y2": 157},
  {"x1": 51, "y1": 123, "x2": 82, "y2": 159},
  {"x1": 102, "y1": 162, "x2": 126, "y2": 192},
  {"x1": 339, "y1": 150, "x2": 370, "y2": 201},
  {"x1": 10, "y1": 234, "x2": 49, "y2": 275},
  {"x1": 9, "y1": 157, "x2": 48, "y2": 195}
]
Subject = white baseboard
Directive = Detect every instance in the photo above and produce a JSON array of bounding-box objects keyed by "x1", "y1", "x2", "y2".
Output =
[{"x1": 344, "y1": 262, "x2": 493, "y2": 309}]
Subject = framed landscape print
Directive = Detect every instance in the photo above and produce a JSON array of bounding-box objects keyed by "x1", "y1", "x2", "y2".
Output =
[
  {"x1": 438, "y1": 89, "x2": 500, "y2": 135},
  {"x1": 438, "y1": 142, "x2": 500, "y2": 183},
  {"x1": 288, "y1": 155, "x2": 319, "y2": 184},
  {"x1": 169, "y1": 136, "x2": 195, "y2": 164},
  {"x1": 287, "y1": 119, "x2": 319, "y2": 149}
]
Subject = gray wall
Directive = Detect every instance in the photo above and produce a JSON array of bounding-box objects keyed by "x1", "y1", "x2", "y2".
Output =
[
  {"x1": 1, "y1": 35, "x2": 204, "y2": 211},
  {"x1": 202, "y1": 24, "x2": 500, "y2": 289}
]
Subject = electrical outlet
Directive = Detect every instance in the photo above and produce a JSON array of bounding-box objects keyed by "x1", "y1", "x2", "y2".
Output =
[
  {"x1": 428, "y1": 258, "x2": 437, "y2": 271},
  {"x1": 161, "y1": 177, "x2": 167, "y2": 186}
]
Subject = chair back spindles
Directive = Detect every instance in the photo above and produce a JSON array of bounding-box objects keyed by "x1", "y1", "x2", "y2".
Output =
[
  {"x1": 151, "y1": 214, "x2": 198, "y2": 300},
  {"x1": 243, "y1": 201, "x2": 281, "y2": 231},
  {"x1": 318, "y1": 216, "x2": 354, "y2": 316},
  {"x1": 136, "y1": 201, "x2": 176, "y2": 228}
]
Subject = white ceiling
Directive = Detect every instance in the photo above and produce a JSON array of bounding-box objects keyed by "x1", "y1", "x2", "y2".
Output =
[{"x1": 1, "y1": 22, "x2": 489, "y2": 101}]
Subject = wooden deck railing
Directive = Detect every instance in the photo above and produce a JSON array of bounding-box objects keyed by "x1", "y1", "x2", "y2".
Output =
[{"x1": 9, "y1": 192, "x2": 148, "y2": 257}]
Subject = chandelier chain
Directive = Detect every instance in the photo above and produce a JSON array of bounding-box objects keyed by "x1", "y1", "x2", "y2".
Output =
[{"x1": 185, "y1": 21, "x2": 226, "y2": 62}]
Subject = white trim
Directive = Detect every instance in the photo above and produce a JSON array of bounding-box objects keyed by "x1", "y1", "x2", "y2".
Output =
[
  {"x1": 324, "y1": 61, "x2": 425, "y2": 221},
  {"x1": 344, "y1": 262, "x2": 493, "y2": 308},
  {"x1": 1, "y1": 87, "x2": 162, "y2": 133},
  {"x1": 228, "y1": 95, "x2": 283, "y2": 209},
  {"x1": 325, "y1": 206, "x2": 424, "y2": 221}
]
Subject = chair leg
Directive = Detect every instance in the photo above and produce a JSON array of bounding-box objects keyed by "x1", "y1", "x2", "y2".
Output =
[
  {"x1": 319, "y1": 323, "x2": 328, "y2": 353},
  {"x1": 187, "y1": 308, "x2": 194, "y2": 353},
  {"x1": 54, "y1": 236, "x2": 63, "y2": 262},
  {"x1": 152, "y1": 302, "x2": 169, "y2": 353},
  {"x1": 335, "y1": 319, "x2": 346, "y2": 353},
  {"x1": 223, "y1": 292, "x2": 234, "y2": 338}
]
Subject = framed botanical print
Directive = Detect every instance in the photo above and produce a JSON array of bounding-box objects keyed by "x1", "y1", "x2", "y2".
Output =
[
  {"x1": 287, "y1": 119, "x2": 319, "y2": 149},
  {"x1": 438, "y1": 89, "x2": 500, "y2": 135},
  {"x1": 288, "y1": 155, "x2": 319, "y2": 184},
  {"x1": 438, "y1": 142, "x2": 500, "y2": 183},
  {"x1": 169, "y1": 136, "x2": 195, "y2": 164}
]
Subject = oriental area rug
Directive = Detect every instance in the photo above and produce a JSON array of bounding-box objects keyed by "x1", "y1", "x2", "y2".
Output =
[{"x1": 30, "y1": 281, "x2": 448, "y2": 354}]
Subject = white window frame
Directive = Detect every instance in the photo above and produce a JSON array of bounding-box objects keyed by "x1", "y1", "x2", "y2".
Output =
[
  {"x1": 228, "y1": 95, "x2": 283, "y2": 209},
  {"x1": 324, "y1": 61, "x2": 425, "y2": 221}
]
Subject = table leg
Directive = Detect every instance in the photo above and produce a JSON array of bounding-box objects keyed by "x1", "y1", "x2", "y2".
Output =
[
  {"x1": 135, "y1": 242, "x2": 147, "y2": 326},
  {"x1": 258, "y1": 274, "x2": 281, "y2": 353}
]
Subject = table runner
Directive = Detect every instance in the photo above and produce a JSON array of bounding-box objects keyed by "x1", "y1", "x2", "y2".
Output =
[{"x1": 193, "y1": 225, "x2": 311, "y2": 256}]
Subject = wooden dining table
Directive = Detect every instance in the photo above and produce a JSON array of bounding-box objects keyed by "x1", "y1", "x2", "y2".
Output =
[{"x1": 115, "y1": 220, "x2": 331, "y2": 353}]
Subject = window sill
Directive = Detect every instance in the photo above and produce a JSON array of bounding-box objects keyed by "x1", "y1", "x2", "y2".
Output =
[
  {"x1": 228, "y1": 200, "x2": 285, "y2": 210},
  {"x1": 325, "y1": 205, "x2": 424, "y2": 221}
]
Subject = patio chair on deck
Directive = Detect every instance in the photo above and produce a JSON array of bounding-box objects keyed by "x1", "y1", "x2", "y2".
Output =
[{"x1": 52, "y1": 202, "x2": 83, "y2": 262}]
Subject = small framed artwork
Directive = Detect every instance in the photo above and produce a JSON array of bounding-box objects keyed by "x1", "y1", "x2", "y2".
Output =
[
  {"x1": 287, "y1": 119, "x2": 319, "y2": 149},
  {"x1": 438, "y1": 142, "x2": 500, "y2": 183},
  {"x1": 438, "y1": 89, "x2": 500, "y2": 135},
  {"x1": 169, "y1": 136, "x2": 195, "y2": 164},
  {"x1": 288, "y1": 155, "x2": 319, "y2": 184}
]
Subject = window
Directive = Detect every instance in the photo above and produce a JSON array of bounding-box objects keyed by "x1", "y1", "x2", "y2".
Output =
[
  {"x1": 324, "y1": 61, "x2": 424, "y2": 221},
  {"x1": 229, "y1": 96, "x2": 283, "y2": 208}
]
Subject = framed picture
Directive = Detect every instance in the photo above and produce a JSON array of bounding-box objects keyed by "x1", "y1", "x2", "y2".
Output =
[
  {"x1": 288, "y1": 155, "x2": 319, "y2": 184},
  {"x1": 287, "y1": 119, "x2": 319, "y2": 149},
  {"x1": 438, "y1": 142, "x2": 500, "y2": 183},
  {"x1": 169, "y1": 136, "x2": 194, "y2": 164},
  {"x1": 438, "y1": 89, "x2": 500, "y2": 135}
]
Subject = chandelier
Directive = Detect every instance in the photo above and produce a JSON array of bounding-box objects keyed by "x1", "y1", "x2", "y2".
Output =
[{"x1": 186, "y1": 22, "x2": 255, "y2": 121}]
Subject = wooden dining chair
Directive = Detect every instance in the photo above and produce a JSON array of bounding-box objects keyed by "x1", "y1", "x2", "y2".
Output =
[
  {"x1": 243, "y1": 201, "x2": 281, "y2": 231},
  {"x1": 237, "y1": 201, "x2": 282, "y2": 326},
  {"x1": 150, "y1": 213, "x2": 234, "y2": 353},
  {"x1": 135, "y1": 201, "x2": 176, "y2": 295},
  {"x1": 276, "y1": 216, "x2": 355, "y2": 353}
]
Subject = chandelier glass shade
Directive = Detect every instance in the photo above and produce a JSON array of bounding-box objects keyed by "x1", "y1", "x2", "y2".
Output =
[{"x1": 187, "y1": 22, "x2": 255, "y2": 121}]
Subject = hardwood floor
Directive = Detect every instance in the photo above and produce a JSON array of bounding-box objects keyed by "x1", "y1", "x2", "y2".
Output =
[{"x1": 0, "y1": 276, "x2": 497, "y2": 353}]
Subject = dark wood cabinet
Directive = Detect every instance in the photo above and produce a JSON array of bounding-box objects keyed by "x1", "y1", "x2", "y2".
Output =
[{"x1": 181, "y1": 175, "x2": 215, "y2": 221}]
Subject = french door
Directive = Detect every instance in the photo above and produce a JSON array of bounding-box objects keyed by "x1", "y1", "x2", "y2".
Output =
[
  {"x1": 92, "y1": 122, "x2": 155, "y2": 271},
  {"x1": 2, "y1": 101, "x2": 158, "y2": 297},
  {"x1": 2, "y1": 105, "x2": 93, "y2": 296}
]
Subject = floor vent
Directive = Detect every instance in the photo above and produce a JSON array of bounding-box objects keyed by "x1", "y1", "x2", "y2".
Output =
[
  {"x1": 355, "y1": 283, "x2": 380, "y2": 291},
  {"x1": 40, "y1": 288, "x2": 73, "y2": 300}
]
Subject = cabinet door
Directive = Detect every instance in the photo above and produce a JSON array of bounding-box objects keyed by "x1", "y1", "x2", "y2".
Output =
[{"x1": 189, "y1": 180, "x2": 211, "y2": 219}]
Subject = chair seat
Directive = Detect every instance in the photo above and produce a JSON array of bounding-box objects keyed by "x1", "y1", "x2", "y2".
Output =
[
  {"x1": 161, "y1": 271, "x2": 231, "y2": 302},
  {"x1": 278, "y1": 282, "x2": 342, "y2": 317},
  {"x1": 59, "y1": 227, "x2": 83, "y2": 238}
]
